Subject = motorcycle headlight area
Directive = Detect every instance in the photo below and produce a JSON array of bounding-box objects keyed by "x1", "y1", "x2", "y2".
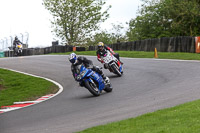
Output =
[
  {"x1": 17, "y1": 45, "x2": 22, "y2": 48},
  {"x1": 77, "y1": 70, "x2": 87, "y2": 80}
]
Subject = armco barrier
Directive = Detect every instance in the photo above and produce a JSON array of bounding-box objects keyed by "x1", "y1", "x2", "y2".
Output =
[
  {"x1": 3, "y1": 45, "x2": 84, "y2": 57},
  {"x1": 88, "y1": 36, "x2": 196, "y2": 53},
  {"x1": 76, "y1": 47, "x2": 85, "y2": 51},
  {"x1": 89, "y1": 46, "x2": 97, "y2": 51},
  {"x1": 44, "y1": 47, "x2": 52, "y2": 54},
  {"x1": 4, "y1": 51, "x2": 14, "y2": 57},
  {"x1": 3, "y1": 36, "x2": 197, "y2": 57}
]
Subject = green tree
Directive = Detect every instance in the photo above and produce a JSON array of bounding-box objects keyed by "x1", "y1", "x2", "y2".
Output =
[
  {"x1": 43, "y1": 0, "x2": 111, "y2": 45},
  {"x1": 127, "y1": 0, "x2": 200, "y2": 41},
  {"x1": 86, "y1": 23, "x2": 128, "y2": 46},
  {"x1": 86, "y1": 30, "x2": 114, "y2": 46},
  {"x1": 164, "y1": 0, "x2": 200, "y2": 36},
  {"x1": 110, "y1": 23, "x2": 128, "y2": 43},
  {"x1": 127, "y1": 0, "x2": 170, "y2": 41}
]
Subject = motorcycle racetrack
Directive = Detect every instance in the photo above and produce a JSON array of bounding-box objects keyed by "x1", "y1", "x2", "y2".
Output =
[{"x1": 1, "y1": 55, "x2": 200, "y2": 133}]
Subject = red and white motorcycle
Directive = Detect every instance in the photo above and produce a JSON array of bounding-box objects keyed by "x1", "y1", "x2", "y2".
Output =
[{"x1": 100, "y1": 50, "x2": 123, "y2": 77}]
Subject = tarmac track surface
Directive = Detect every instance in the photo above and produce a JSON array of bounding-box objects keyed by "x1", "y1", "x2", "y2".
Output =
[{"x1": 0, "y1": 55, "x2": 200, "y2": 133}]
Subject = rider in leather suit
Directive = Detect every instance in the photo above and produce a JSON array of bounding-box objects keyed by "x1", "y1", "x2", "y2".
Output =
[
  {"x1": 13, "y1": 36, "x2": 23, "y2": 49},
  {"x1": 96, "y1": 42, "x2": 123, "y2": 69},
  {"x1": 13, "y1": 36, "x2": 23, "y2": 55},
  {"x1": 69, "y1": 53, "x2": 107, "y2": 82}
]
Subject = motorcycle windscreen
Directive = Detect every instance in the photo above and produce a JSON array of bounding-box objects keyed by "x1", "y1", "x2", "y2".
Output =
[
  {"x1": 80, "y1": 65, "x2": 86, "y2": 72},
  {"x1": 74, "y1": 65, "x2": 83, "y2": 75}
]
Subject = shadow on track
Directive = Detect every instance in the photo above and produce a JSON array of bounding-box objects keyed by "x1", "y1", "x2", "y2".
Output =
[
  {"x1": 108, "y1": 74, "x2": 123, "y2": 79},
  {"x1": 78, "y1": 91, "x2": 111, "y2": 99}
]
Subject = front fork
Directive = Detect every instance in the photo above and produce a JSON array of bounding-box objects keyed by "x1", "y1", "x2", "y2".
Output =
[{"x1": 84, "y1": 78, "x2": 98, "y2": 92}]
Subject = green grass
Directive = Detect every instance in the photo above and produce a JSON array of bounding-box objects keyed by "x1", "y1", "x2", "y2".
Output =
[
  {"x1": 50, "y1": 51, "x2": 200, "y2": 60},
  {"x1": 78, "y1": 100, "x2": 200, "y2": 133},
  {"x1": 0, "y1": 68, "x2": 58, "y2": 107}
]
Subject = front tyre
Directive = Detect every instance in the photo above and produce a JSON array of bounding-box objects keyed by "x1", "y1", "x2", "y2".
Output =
[
  {"x1": 85, "y1": 80, "x2": 100, "y2": 96},
  {"x1": 17, "y1": 50, "x2": 22, "y2": 56},
  {"x1": 111, "y1": 64, "x2": 122, "y2": 77},
  {"x1": 19, "y1": 51, "x2": 22, "y2": 56}
]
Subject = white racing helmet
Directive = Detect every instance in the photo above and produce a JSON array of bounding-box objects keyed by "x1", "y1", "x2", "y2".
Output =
[{"x1": 69, "y1": 53, "x2": 77, "y2": 64}]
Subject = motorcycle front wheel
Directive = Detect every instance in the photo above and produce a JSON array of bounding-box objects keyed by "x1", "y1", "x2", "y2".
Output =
[
  {"x1": 111, "y1": 64, "x2": 122, "y2": 77},
  {"x1": 85, "y1": 80, "x2": 100, "y2": 96},
  {"x1": 19, "y1": 51, "x2": 22, "y2": 56}
]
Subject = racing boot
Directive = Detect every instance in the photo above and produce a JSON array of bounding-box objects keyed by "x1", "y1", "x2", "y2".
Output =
[
  {"x1": 120, "y1": 60, "x2": 123, "y2": 65},
  {"x1": 102, "y1": 74, "x2": 109, "y2": 84},
  {"x1": 101, "y1": 73, "x2": 106, "y2": 80}
]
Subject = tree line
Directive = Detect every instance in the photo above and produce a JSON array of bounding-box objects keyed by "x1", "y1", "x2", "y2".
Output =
[{"x1": 43, "y1": 0, "x2": 200, "y2": 46}]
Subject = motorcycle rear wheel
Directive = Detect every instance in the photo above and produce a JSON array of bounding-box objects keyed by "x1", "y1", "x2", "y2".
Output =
[{"x1": 104, "y1": 83, "x2": 113, "y2": 92}]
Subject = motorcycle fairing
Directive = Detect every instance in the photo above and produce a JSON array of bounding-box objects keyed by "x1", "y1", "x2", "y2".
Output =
[{"x1": 80, "y1": 65, "x2": 105, "y2": 91}]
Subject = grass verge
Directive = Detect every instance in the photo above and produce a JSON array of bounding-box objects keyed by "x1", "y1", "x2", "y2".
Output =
[
  {"x1": 50, "y1": 51, "x2": 200, "y2": 60},
  {"x1": 78, "y1": 100, "x2": 200, "y2": 133},
  {"x1": 0, "y1": 68, "x2": 59, "y2": 108}
]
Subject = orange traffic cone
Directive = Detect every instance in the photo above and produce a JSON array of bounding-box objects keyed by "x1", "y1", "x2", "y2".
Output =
[{"x1": 154, "y1": 48, "x2": 158, "y2": 58}]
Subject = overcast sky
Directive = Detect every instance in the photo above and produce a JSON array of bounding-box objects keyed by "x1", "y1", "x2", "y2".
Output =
[{"x1": 0, "y1": 0, "x2": 142, "y2": 48}]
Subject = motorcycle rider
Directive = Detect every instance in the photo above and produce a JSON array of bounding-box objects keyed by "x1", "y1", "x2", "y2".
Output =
[
  {"x1": 69, "y1": 53, "x2": 108, "y2": 84},
  {"x1": 13, "y1": 36, "x2": 23, "y2": 54},
  {"x1": 96, "y1": 42, "x2": 123, "y2": 69}
]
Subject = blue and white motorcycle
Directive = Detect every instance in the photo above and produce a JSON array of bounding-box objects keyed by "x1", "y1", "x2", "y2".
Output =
[{"x1": 76, "y1": 65, "x2": 113, "y2": 96}]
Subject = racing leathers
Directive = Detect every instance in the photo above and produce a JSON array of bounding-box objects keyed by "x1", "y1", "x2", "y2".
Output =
[
  {"x1": 13, "y1": 37, "x2": 23, "y2": 54},
  {"x1": 96, "y1": 45, "x2": 120, "y2": 67},
  {"x1": 70, "y1": 56, "x2": 106, "y2": 82},
  {"x1": 13, "y1": 38, "x2": 23, "y2": 49}
]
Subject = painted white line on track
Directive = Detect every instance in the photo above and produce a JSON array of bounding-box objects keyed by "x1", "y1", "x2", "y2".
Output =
[
  {"x1": 14, "y1": 101, "x2": 41, "y2": 104},
  {"x1": 0, "y1": 67, "x2": 64, "y2": 114},
  {"x1": 0, "y1": 107, "x2": 21, "y2": 112}
]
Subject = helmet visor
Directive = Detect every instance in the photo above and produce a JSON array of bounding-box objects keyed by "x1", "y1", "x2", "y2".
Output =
[
  {"x1": 98, "y1": 45, "x2": 103, "y2": 49},
  {"x1": 70, "y1": 58, "x2": 76, "y2": 63}
]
